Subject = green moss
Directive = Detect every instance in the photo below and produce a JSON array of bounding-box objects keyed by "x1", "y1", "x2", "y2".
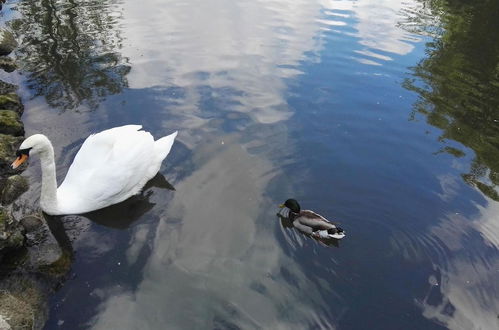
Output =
[
  {"x1": 0, "y1": 110, "x2": 23, "y2": 136},
  {"x1": 0, "y1": 94, "x2": 17, "y2": 104},
  {"x1": 0, "y1": 94, "x2": 22, "y2": 114}
]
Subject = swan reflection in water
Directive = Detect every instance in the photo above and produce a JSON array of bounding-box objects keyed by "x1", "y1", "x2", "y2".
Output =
[
  {"x1": 81, "y1": 173, "x2": 175, "y2": 229},
  {"x1": 44, "y1": 173, "x2": 175, "y2": 259},
  {"x1": 276, "y1": 213, "x2": 340, "y2": 248}
]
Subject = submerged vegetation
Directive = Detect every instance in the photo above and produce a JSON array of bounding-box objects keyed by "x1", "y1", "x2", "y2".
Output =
[{"x1": 403, "y1": 0, "x2": 499, "y2": 200}]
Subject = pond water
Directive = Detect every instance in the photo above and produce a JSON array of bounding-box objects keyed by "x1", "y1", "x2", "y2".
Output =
[{"x1": 4, "y1": 0, "x2": 499, "y2": 329}]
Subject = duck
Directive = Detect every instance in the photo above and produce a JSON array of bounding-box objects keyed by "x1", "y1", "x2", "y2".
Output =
[
  {"x1": 11, "y1": 125, "x2": 177, "y2": 215},
  {"x1": 278, "y1": 199, "x2": 345, "y2": 239}
]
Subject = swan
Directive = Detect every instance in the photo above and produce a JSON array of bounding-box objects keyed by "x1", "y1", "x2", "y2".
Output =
[
  {"x1": 278, "y1": 199, "x2": 345, "y2": 239},
  {"x1": 11, "y1": 125, "x2": 177, "y2": 215}
]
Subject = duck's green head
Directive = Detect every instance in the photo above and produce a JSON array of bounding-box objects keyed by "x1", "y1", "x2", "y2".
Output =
[{"x1": 279, "y1": 199, "x2": 301, "y2": 213}]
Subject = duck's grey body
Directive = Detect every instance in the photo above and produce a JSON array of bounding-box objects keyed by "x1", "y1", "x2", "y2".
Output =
[
  {"x1": 279, "y1": 199, "x2": 345, "y2": 239},
  {"x1": 290, "y1": 210, "x2": 336, "y2": 235}
]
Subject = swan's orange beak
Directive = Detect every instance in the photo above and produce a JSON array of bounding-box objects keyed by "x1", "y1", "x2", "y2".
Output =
[{"x1": 11, "y1": 154, "x2": 28, "y2": 169}]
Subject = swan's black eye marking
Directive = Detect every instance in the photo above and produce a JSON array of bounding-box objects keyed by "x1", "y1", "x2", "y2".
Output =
[{"x1": 16, "y1": 148, "x2": 32, "y2": 157}]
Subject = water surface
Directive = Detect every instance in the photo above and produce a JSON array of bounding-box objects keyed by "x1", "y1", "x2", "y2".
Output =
[{"x1": 6, "y1": 0, "x2": 499, "y2": 329}]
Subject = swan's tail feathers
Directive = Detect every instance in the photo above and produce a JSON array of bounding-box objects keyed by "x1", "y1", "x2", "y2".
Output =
[{"x1": 154, "y1": 131, "x2": 178, "y2": 161}]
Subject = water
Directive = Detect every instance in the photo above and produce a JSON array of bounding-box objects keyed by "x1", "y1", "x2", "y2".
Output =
[{"x1": 4, "y1": 0, "x2": 499, "y2": 328}]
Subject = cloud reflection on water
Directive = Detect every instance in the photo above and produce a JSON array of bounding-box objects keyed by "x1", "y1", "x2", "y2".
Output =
[
  {"x1": 418, "y1": 196, "x2": 499, "y2": 329},
  {"x1": 91, "y1": 136, "x2": 336, "y2": 329},
  {"x1": 320, "y1": 0, "x2": 421, "y2": 65},
  {"x1": 85, "y1": 0, "x2": 436, "y2": 328},
  {"x1": 119, "y1": 0, "x2": 333, "y2": 125},
  {"x1": 89, "y1": 0, "x2": 341, "y2": 327}
]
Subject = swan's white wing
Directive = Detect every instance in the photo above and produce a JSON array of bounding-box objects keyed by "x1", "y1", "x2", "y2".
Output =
[{"x1": 57, "y1": 125, "x2": 157, "y2": 214}]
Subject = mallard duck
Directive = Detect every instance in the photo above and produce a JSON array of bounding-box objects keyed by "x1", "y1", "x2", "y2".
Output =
[
  {"x1": 278, "y1": 199, "x2": 345, "y2": 239},
  {"x1": 11, "y1": 125, "x2": 177, "y2": 215}
]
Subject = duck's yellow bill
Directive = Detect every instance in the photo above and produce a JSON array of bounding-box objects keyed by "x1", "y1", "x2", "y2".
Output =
[
  {"x1": 11, "y1": 154, "x2": 28, "y2": 169},
  {"x1": 278, "y1": 204, "x2": 285, "y2": 208}
]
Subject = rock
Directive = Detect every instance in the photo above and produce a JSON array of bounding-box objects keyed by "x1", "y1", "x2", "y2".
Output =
[
  {"x1": 0, "y1": 134, "x2": 23, "y2": 176},
  {"x1": 0, "y1": 110, "x2": 24, "y2": 136},
  {"x1": 19, "y1": 216, "x2": 43, "y2": 233},
  {"x1": 0, "y1": 293, "x2": 31, "y2": 330},
  {"x1": 37, "y1": 249, "x2": 72, "y2": 279},
  {"x1": 0, "y1": 80, "x2": 16, "y2": 95},
  {"x1": 1, "y1": 175, "x2": 29, "y2": 204},
  {"x1": 0, "y1": 56, "x2": 16, "y2": 72},
  {"x1": 0, "y1": 314, "x2": 12, "y2": 330},
  {"x1": 2, "y1": 212, "x2": 72, "y2": 283},
  {"x1": 0, "y1": 208, "x2": 25, "y2": 256},
  {"x1": 0, "y1": 276, "x2": 48, "y2": 330},
  {"x1": 0, "y1": 30, "x2": 17, "y2": 56},
  {"x1": 15, "y1": 215, "x2": 71, "y2": 280},
  {"x1": 0, "y1": 94, "x2": 23, "y2": 115},
  {"x1": 24, "y1": 223, "x2": 62, "y2": 269}
]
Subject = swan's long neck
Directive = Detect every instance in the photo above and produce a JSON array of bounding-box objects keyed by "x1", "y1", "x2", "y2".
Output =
[{"x1": 39, "y1": 142, "x2": 58, "y2": 212}]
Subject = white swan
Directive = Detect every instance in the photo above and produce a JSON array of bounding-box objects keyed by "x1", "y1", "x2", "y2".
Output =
[{"x1": 11, "y1": 125, "x2": 177, "y2": 215}]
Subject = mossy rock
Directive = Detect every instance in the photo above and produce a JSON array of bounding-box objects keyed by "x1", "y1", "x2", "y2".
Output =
[
  {"x1": 0, "y1": 94, "x2": 23, "y2": 114},
  {"x1": 0, "y1": 207, "x2": 7, "y2": 230},
  {"x1": 37, "y1": 250, "x2": 72, "y2": 279},
  {"x1": 0, "y1": 208, "x2": 25, "y2": 254},
  {"x1": 1, "y1": 175, "x2": 29, "y2": 205},
  {"x1": 19, "y1": 216, "x2": 42, "y2": 233},
  {"x1": 0, "y1": 134, "x2": 23, "y2": 176},
  {"x1": 0, "y1": 110, "x2": 24, "y2": 136},
  {"x1": 0, "y1": 80, "x2": 17, "y2": 95},
  {"x1": 0, "y1": 30, "x2": 17, "y2": 56},
  {"x1": 0, "y1": 56, "x2": 16, "y2": 73},
  {"x1": 0, "y1": 207, "x2": 12, "y2": 233}
]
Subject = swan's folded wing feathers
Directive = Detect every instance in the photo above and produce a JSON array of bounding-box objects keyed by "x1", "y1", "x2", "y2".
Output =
[
  {"x1": 57, "y1": 126, "x2": 156, "y2": 213},
  {"x1": 62, "y1": 125, "x2": 144, "y2": 181}
]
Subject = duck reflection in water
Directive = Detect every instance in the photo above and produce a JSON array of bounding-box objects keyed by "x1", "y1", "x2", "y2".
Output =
[{"x1": 277, "y1": 199, "x2": 345, "y2": 247}]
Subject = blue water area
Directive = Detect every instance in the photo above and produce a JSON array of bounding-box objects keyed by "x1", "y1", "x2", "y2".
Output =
[{"x1": 5, "y1": 0, "x2": 499, "y2": 329}]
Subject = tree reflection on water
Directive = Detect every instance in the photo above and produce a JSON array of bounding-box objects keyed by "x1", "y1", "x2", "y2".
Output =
[
  {"x1": 11, "y1": 0, "x2": 130, "y2": 111},
  {"x1": 403, "y1": 0, "x2": 499, "y2": 201}
]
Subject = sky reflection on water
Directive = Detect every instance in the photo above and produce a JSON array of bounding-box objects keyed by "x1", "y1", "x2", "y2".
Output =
[{"x1": 7, "y1": 0, "x2": 499, "y2": 329}]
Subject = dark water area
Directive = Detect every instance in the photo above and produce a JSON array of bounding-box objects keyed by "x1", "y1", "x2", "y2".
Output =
[{"x1": 2, "y1": 0, "x2": 499, "y2": 329}]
